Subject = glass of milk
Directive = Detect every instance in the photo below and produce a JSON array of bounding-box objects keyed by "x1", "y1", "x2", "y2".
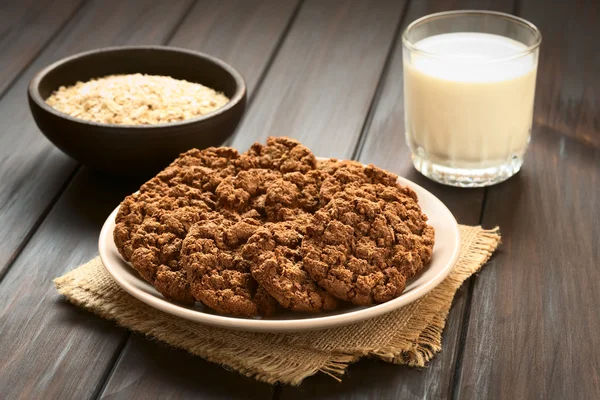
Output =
[{"x1": 402, "y1": 11, "x2": 541, "y2": 187}]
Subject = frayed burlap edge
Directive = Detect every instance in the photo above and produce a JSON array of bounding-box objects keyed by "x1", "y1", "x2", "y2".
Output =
[
  {"x1": 54, "y1": 225, "x2": 500, "y2": 385},
  {"x1": 55, "y1": 261, "x2": 357, "y2": 385},
  {"x1": 369, "y1": 227, "x2": 501, "y2": 366}
]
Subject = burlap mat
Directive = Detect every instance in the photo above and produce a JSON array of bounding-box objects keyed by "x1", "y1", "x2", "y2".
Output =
[{"x1": 54, "y1": 225, "x2": 499, "y2": 385}]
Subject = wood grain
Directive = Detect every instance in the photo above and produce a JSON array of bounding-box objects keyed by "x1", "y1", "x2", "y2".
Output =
[
  {"x1": 519, "y1": 0, "x2": 600, "y2": 147},
  {"x1": 454, "y1": 125, "x2": 600, "y2": 399},
  {"x1": 0, "y1": 169, "x2": 142, "y2": 399},
  {"x1": 454, "y1": 1, "x2": 600, "y2": 397},
  {"x1": 101, "y1": 335, "x2": 273, "y2": 400},
  {"x1": 169, "y1": 0, "x2": 301, "y2": 94},
  {"x1": 0, "y1": 0, "x2": 196, "y2": 398},
  {"x1": 230, "y1": 0, "x2": 408, "y2": 157},
  {"x1": 0, "y1": 0, "x2": 83, "y2": 96},
  {"x1": 280, "y1": 0, "x2": 513, "y2": 398},
  {"x1": 0, "y1": 0, "x2": 193, "y2": 278}
]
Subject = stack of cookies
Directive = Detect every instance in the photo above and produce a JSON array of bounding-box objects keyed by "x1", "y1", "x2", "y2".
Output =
[{"x1": 113, "y1": 137, "x2": 435, "y2": 317}]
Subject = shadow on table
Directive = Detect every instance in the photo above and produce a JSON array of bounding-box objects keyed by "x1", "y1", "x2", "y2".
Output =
[{"x1": 59, "y1": 167, "x2": 145, "y2": 225}]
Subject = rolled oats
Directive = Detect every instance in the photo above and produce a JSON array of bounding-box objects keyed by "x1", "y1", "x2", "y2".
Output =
[{"x1": 45, "y1": 73, "x2": 230, "y2": 125}]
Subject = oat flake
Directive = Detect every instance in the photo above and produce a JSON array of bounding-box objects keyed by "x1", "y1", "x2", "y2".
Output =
[{"x1": 45, "y1": 73, "x2": 230, "y2": 125}]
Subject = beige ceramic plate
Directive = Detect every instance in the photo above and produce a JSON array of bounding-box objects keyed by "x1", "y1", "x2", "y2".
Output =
[{"x1": 99, "y1": 167, "x2": 460, "y2": 332}]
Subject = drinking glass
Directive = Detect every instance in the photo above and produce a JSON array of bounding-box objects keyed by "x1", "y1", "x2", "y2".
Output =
[{"x1": 402, "y1": 11, "x2": 541, "y2": 187}]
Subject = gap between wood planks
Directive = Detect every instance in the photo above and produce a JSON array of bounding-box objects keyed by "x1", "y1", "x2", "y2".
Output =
[{"x1": 450, "y1": 186, "x2": 488, "y2": 400}]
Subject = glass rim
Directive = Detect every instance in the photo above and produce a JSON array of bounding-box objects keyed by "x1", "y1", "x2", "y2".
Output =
[{"x1": 402, "y1": 10, "x2": 542, "y2": 62}]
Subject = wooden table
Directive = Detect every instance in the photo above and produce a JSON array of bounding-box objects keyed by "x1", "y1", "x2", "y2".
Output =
[{"x1": 0, "y1": 0, "x2": 598, "y2": 398}]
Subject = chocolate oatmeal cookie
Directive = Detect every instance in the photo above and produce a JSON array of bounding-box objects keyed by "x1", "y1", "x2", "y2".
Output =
[
  {"x1": 263, "y1": 170, "x2": 325, "y2": 219},
  {"x1": 301, "y1": 183, "x2": 434, "y2": 306},
  {"x1": 126, "y1": 208, "x2": 219, "y2": 304},
  {"x1": 113, "y1": 147, "x2": 243, "y2": 301},
  {"x1": 243, "y1": 219, "x2": 338, "y2": 312},
  {"x1": 215, "y1": 168, "x2": 282, "y2": 214},
  {"x1": 114, "y1": 147, "x2": 240, "y2": 262},
  {"x1": 147, "y1": 146, "x2": 240, "y2": 193},
  {"x1": 214, "y1": 138, "x2": 320, "y2": 216},
  {"x1": 181, "y1": 217, "x2": 278, "y2": 316},
  {"x1": 236, "y1": 137, "x2": 317, "y2": 173},
  {"x1": 317, "y1": 159, "x2": 416, "y2": 206},
  {"x1": 113, "y1": 185, "x2": 215, "y2": 263}
]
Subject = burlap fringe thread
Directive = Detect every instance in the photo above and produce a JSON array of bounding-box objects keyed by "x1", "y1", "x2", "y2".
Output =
[{"x1": 54, "y1": 225, "x2": 500, "y2": 385}]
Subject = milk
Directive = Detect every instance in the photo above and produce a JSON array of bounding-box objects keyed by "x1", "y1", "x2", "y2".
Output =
[{"x1": 404, "y1": 32, "x2": 537, "y2": 168}]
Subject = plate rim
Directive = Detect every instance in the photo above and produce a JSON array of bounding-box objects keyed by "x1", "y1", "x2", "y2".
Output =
[{"x1": 98, "y1": 169, "x2": 460, "y2": 333}]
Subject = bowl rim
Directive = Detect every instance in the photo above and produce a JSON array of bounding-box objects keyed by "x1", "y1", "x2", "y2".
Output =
[{"x1": 28, "y1": 45, "x2": 247, "y2": 131}]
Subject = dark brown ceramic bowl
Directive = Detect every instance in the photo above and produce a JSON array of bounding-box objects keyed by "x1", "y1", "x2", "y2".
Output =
[{"x1": 28, "y1": 46, "x2": 246, "y2": 175}]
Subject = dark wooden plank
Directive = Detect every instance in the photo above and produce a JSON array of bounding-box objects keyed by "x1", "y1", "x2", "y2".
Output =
[
  {"x1": 101, "y1": 335, "x2": 273, "y2": 400},
  {"x1": 169, "y1": 0, "x2": 301, "y2": 94},
  {"x1": 0, "y1": 0, "x2": 83, "y2": 96},
  {"x1": 455, "y1": 125, "x2": 600, "y2": 399},
  {"x1": 230, "y1": 0, "x2": 408, "y2": 157},
  {"x1": 454, "y1": 1, "x2": 600, "y2": 397},
  {"x1": 280, "y1": 0, "x2": 514, "y2": 398},
  {"x1": 519, "y1": 0, "x2": 600, "y2": 147},
  {"x1": 0, "y1": 169, "x2": 142, "y2": 399},
  {"x1": 0, "y1": 0, "x2": 199, "y2": 398},
  {"x1": 0, "y1": 0, "x2": 193, "y2": 278}
]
